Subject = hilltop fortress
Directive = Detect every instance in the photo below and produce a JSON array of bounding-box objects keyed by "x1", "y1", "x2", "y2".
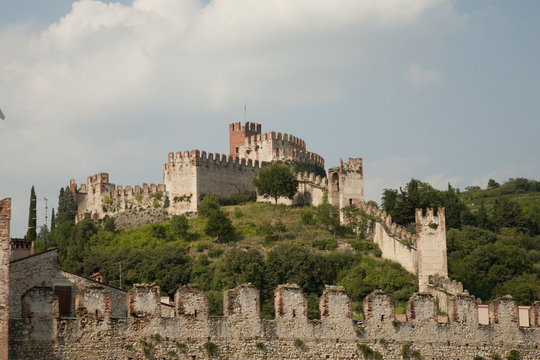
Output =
[
  {"x1": 0, "y1": 121, "x2": 539, "y2": 358},
  {"x1": 1, "y1": 198, "x2": 539, "y2": 359},
  {"x1": 70, "y1": 122, "x2": 363, "y2": 222}
]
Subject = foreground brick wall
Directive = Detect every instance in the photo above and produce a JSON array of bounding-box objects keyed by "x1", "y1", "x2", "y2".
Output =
[
  {"x1": 8, "y1": 284, "x2": 540, "y2": 360},
  {"x1": 0, "y1": 198, "x2": 11, "y2": 360}
]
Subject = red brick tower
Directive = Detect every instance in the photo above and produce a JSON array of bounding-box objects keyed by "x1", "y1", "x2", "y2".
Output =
[{"x1": 229, "y1": 122, "x2": 261, "y2": 157}]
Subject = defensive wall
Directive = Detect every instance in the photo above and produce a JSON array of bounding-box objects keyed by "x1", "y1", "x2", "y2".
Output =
[
  {"x1": 8, "y1": 281, "x2": 540, "y2": 359},
  {"x1": 72, "y1": 122, "x2": 338, "y2": 223},
  {"x1": 71, "y1": 173, "x2": 166, "y2": 223}
]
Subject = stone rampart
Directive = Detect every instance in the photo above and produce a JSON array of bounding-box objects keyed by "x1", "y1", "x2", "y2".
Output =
[
  {"x1": 8, "y1": 284, "x2": 540, "y2": 359},
  {"x1": 71, "y1": 173, "x2": 166, "y2": 223},
  {"x1": 361, "y1": 202, "x2": 417, "y2": 274},
  {"x1": 237, "y1": 131, "x2": 324, "y2": 168}
]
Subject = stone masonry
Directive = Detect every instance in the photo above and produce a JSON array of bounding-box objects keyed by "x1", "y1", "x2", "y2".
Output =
[
  {"x1": 70, "y1": 122, "x2": 362, "y2": 224},
  {"x1": 7, "y1": 281, "x2": 540, "y2": 359},
  {"x1": 0, "y1": 198, "x2": 10, "y2": 360}
]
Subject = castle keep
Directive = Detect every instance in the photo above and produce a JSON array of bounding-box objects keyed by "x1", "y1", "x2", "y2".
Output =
[{"x1": 70, "y1": 122, "x2": 362, "y2": 221}]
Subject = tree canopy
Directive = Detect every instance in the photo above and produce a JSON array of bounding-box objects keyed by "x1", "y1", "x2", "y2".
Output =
[{"x1": 253, "y1": 162, "x2": 298, "y2": 204}]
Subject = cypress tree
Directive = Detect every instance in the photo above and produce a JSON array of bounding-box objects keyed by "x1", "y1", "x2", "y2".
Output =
[
  {"x1": 26, "y1": 186, "x2": 37, "y2": 240},
  {"x1": 50, "y1": 209, "x2": 56, "y2": 231}
]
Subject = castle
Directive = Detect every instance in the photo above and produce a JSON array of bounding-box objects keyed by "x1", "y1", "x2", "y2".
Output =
[
  {"x1": 0, "y1": 123, "x2": 538, "y2": 358},
  {"x1": 1, "y1": 198, "x2": 539, "y2": 359},
  {"x1": 69, "y1": 122, "x2": 363, "y2": 222}
]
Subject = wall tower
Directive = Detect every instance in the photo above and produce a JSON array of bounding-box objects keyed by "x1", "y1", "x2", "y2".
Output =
[
  {"x1": 328, "y1": 158, "x2": 364, "y2": 220},
  {"x1": 415, "y1": 208, "x2": 448, "y2": 291},
  {"x1": 229, "y1": 122, "x2": 262, "y2": 157}
]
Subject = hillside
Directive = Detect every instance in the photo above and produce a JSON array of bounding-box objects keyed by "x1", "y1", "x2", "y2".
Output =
[
  {"x1": 39, "y1": 176, "x2": 540, "y2": 319},
  {"x1": 39, "y1": 201, "x2": 417, "y2": 319}
]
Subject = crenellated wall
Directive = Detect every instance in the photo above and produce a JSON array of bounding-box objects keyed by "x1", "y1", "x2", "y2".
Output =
[
  {"x1": 8, "y1": 283, "x2": 540, "y2": 360},
  {"x1": 359, "y1": 202, "x2": 417, "y2": 274},
  {"x1": 233, "y1": 124, "x2": 325, "y2": 169},
  {"x1": 164, "y1": 149, "x2": 266, "y2": 215},
  {"x1": 71, "y1": 173, "x2": 166, "y2": 223}
]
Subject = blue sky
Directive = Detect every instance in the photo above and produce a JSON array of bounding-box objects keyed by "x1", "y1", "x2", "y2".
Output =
[{"x1": 1, "y1": 0, "x2": 539, "y2": 237}]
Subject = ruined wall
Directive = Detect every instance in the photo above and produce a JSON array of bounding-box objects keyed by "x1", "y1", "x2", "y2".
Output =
[
  {"x1": 8, "y1": 284, "x2": 540, "y2": 360},
  {"x1": 328, "y1": 158, "x2": 364, "y2": 221},
  {"x1": 72, "y1": 173, "x2": 166, "y2": 223},
  {"x1": 9, "y1": 250, "x2": 126, "y2": 319},
  {"x1": 0, "y1": 198, "x2": 10, "y2": 360}
]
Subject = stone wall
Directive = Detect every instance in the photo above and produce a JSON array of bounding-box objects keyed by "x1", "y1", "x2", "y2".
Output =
[
  {"x1": 257, "y1": 171, "x2": 327, "y2": 206},
  {"x1": 9, "y1": 250, "x2": 127, "y2": 319},
  {"x1": 8, "y1": 284, "x2": 540, "y2": 360},
  {"x1": 0, "y1": 198, "x2": 10, "y2": 360},
  {"x1": 71, "y1": 173, "x2": 166, "y2": 223},
  {"x1": 416, "y1": 208, "x2": 447, "y2": 292},
  {"x1": 164, "y1": 150, "x2": 264, "y2": 215},
  {"x1": 237, "y1": 131, "x2": 324, "y2": 168}
]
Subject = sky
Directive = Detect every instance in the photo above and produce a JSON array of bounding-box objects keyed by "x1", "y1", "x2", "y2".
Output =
[{"x1": 1, "y1": 0, "x2": 539, "y2": 237}]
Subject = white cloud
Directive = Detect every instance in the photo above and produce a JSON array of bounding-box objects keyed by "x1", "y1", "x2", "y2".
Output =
[{"x1": 0, "y1": 0, "x2": 464, "y2": 236}]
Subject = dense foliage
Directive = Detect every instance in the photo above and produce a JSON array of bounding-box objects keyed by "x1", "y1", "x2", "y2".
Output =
[
  {"x1": 253, "y1": 161, "x2": 299, "y2": 204},
  {"x1": 38, "y1": 192, "x2": 416, "y2": 318},
  {"x1": 383, "y1": 178, "x2": 540, "y2": 303}
]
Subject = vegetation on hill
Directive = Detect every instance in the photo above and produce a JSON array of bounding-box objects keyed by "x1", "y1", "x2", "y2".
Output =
[
  {"x1": 381, "y1": 178, "x2": 540, "y2": 304},
  {"x1": 38, "y1": 192, "x2": 416, "y2": 319},
  {"x1": 37, "y1": 176, "x2": 540, "y2": 319}
]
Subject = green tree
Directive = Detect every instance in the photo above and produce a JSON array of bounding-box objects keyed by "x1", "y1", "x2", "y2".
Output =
[
  {"x1": 50, "y1": 208, "x2": 56, "y2": 231},
  {"x1": 253, "y1": 161, "x2": 298, "y2": 204},
  {"x1": 316, "y1": 194, "x2": 340, "y2": 237},
  {"x1": 198, "y1": 194, "x2": 234, "y2": 242},
  {"x1": 57, "y1": 186, "x2": 77, "y2": 224},
  {"x1": 341, "y1": 204, "x2": 371, "y2": 238},
  {"x1": 26, "y1": 186, "x2": 37, "y2": 241},
  {"x1": 487, "y1": 179, "x2": 500, "y2": 190},
  {"x1": 169, "y1": 215, "x2": 189, "y2": 238}
]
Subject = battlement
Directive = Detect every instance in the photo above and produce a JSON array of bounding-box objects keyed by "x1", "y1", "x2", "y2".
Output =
[
  {"x1": 9, "y1": 279, "x2": 540, "y2": 359},
  {"x1": 16, "y1": 282, "x2": 540, "y2": 330},
  {"x1": 229, "y1": 121, "x2": 262, "y2": 156},
  {"x1": 295, "y1": 171, "x2": 328, "y2": 187},
  {"x1": 244, "y1": 131, "x2": 307, "y2": 150},
  {"x1": 164, "y1": 149, "x2": 266, "y2": 170},
  {"x1": 340, "y1": 157, "x2": 363, "y2": 175},
  {"x1": 359, "y1": 202, "x2": 415, "y2": 244}
]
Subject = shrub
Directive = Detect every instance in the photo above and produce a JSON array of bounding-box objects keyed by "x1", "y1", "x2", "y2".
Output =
[
  {"x1": 150, "y1": 223, "x2": 167, "y2": 239},
  {"x1": 293, "y1": 339, "x2": 304, "y2": 348},
  {"x1": 256, "y1": 342, "x2": 264, "y2": 350},
  {"x1": 203, "y1": 341, "x2": 218, "y2": 356},
  {"x1": 411, "y1": 349, "x2": 422, "y2": 359},
  {"x1": 312, "y1": 238, "x2": 338, "y2": 251},
  {"x1": 300, "y1": 209, "x2": 316, "y2": 225},
  {"x1": 474, "y1": 356, "x2": 486, "y2": 360},
  {"x1": 169, "y1": 215, "x2": 189, "y2": 238},
  {"x1": 506, "y1": 349, "x2": 520, "y2": 360},
  {"x1": 152, "y1": 199, "x2": 160, "y2": 208},
  {"x1": 490, "y1": 354, "x2": 501, "y2": 360},
  {"x1": 208, "y1": 247, "x2": 224, "y2": 258},
  {"x1": 152, "y1": 333, "x2": 161, "y2": 342}
]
